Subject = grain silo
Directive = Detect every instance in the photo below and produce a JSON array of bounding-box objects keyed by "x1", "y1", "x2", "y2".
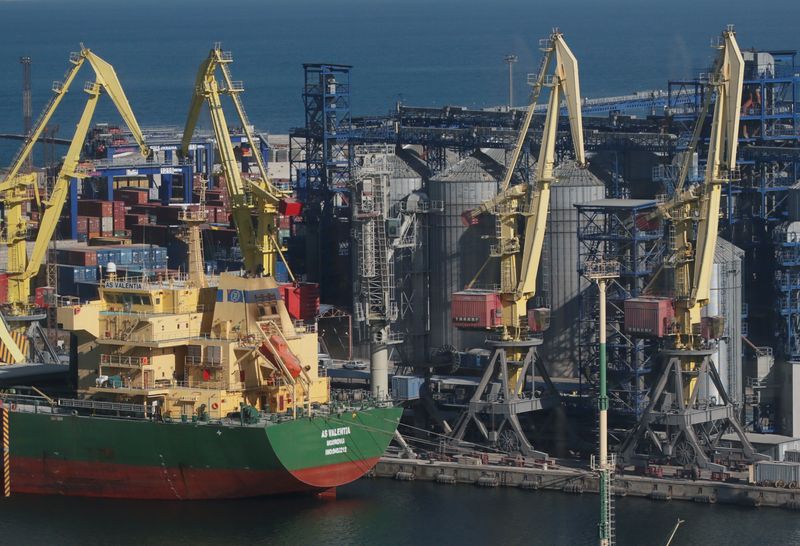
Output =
[
  {"x1": 542, "y1": 161, "x2": 605, "y2": 377},
  {"x1": 428, "y1": 153, "x2": 500, "y2": 351},
  {"x1": 702, "y1": 237, "x2": 744, "y2": 403}
]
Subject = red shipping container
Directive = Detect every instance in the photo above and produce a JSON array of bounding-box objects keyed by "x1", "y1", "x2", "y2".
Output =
[
  {"x1": 0, "y1": 273, "x2": 8, "y2": 303},
  {"x1": 125, "y1": 214, "x2": 148, "y2": 228},
  {"x1": 88, "y1": 217, "x2": 101, "y2": 233},
  {"x1": 75, "y1": 216, "x2": 89, "y2": 234},
  {"x1": 280, "y1": 283, "x2": 320, "y2": 320},
  {"x1": 451, "y1": 290, "x2": 502, "y2": 329},
  {"x1": 57, "y1": 248, "x2": 97, "y2": 267},
  {"x1": 116, "y1": 188, "x2": 149, "y2": 205},
  {"x1": 77, "y1": 200, "x2": 113, "y2": 217},
  {"x1": 624, "y1": 298, "x2": 674, "y2": 337},
  {"x1": 278, "y1": 198, "x2": 302, "y2": 217}
]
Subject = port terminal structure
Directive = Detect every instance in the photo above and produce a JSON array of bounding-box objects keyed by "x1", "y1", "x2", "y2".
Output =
[{"x1": 5, "y1": 28, "x2": 800, "y2": 471}]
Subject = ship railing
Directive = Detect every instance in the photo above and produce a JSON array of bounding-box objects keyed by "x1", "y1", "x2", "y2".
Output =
[
  {"x1": 0, "y1": 393, "x2": 59, "y2": 413},
  {"x1": 293, "y1": 320, "x2": 317, "y2": 333},
  {"x1": 57, "y1": 398, "x2": 146, "y2": 415},
  {"x1": 101, "y1": 272, "x2": 194, "y2": 289},
  {"x1": 184, "y1": 355, "x2": 223, "y2": 368},
  {"x1": 100, "y1": 353, "x2": 150, "y2": 368},
  {"x1": 0, "y1": 393, "x2": 148, "y2": 418},
  {"x1": 174, "y1": 379, "x2": 226, "y2": 390}
]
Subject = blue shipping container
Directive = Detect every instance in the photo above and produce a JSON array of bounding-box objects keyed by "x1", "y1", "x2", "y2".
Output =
[
  {"x1": 392, "y1": 376, "x2": 424, "y2": 401},
  {"x1": 275, "y1": 261, "x2": 290, "y2": 283}
]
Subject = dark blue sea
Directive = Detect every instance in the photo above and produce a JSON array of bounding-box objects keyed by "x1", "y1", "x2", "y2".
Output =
[
  {"x1": 1, "y1": 0, "x2": 800, "y2": 161},
  {"x1": 2, "y1": 0, "x2": 800, "y2": 543}
]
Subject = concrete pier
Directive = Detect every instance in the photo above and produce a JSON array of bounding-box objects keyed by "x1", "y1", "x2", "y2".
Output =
[{"x1": 372, "y1": 457, "x2": 800, "y2": 510}]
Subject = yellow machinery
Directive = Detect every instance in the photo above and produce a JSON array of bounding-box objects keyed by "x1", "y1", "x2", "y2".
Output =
[
  {"x1": 449, "y1": 30, "x2": 585, "y2": 456},
  {"x1": 620, "y1": 26, "x2": 761, "y2": 469},
  {"x1": 0, "y1": 46, "x2": 149, "y2": 364},
  {"x1": 464, "y1": 30, "x2": 585, "y2": 345},
  {"x1": 180, "y1": 43, "x2": 295, "y2": 278}
]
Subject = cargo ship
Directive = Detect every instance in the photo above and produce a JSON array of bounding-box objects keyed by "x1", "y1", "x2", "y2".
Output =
[{"x1": 0, "y1": 210, "x2": 400, "y2": 499}]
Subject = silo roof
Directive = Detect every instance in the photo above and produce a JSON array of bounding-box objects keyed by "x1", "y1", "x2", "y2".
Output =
[
  {"x1": 715, "y1": 237, "x2": 744, "y2": 262},
  {"x1": 433, "y1": 153, "x2": 500, "y2": 183},
  {"x1": 553, "y1": 160, "x2": 605, "y2": 187}
]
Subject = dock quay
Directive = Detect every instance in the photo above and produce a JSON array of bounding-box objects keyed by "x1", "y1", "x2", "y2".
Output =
[{"x1": 372, "y1": 456, "x2": 800, "y2": 511}]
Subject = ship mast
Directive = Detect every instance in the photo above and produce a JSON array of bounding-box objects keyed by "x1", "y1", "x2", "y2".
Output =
[{"x1": 178, "y1": 205, "x2": 208, "y2": 288}]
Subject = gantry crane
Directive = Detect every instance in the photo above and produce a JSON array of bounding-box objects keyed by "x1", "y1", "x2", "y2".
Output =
[
  {"x1": 620, "y1": 26, "x2": 762, "y2": 469},
  {"x1": 449, "y1": 30, "x2": 585, "y2": 456},
  {"x1": 180, "y1": 43, "x2": 297, "y2": 278},
  {"x1": 0, "y1": 46, "x2": 149, "y2": 364}
]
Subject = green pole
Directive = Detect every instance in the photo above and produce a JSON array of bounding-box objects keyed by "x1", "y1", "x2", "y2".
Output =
[{"x1": 598, "y1": 279, "x2": 610, "y2": 546}]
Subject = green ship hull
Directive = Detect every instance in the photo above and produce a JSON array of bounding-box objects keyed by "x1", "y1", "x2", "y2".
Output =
[{"x1": 5, "y1": 403, "x2": 401, "y2": 499}]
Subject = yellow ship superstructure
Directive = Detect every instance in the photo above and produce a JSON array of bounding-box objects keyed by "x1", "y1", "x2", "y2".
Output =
[{"x1": 58, "y1": 212, "x2": 328, "y2": 420}]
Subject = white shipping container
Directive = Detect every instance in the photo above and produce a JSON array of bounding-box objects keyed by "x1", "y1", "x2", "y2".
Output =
[
  {"x1": 754, "y1": 461, "x2": 800, "y2": 484},
  {"x1": 101, "y1": 216, "x2": 114, "y2": 234}
]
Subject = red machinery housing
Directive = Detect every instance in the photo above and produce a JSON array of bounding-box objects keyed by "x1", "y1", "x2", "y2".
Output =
[
  {"x1": 624, "y1": 297, "x2": 674, "y2": 337},
  {"x1": 451, "y1": 290, "x2": 502, "y2": 329}
]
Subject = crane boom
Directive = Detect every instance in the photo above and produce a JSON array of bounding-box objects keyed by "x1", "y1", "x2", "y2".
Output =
[
  {"x1": 691, "y1": 31, "x2": 743, "y2": 307},
  {"x1": 0, "y1": 47, "x2": 149, "y2": 363},
  {"x1": 665, "y1": 28, "x2": 744, "y2": 340},
  {"x1": 181, "y1": 45, "x2": 293, "y2": 277},
  {"x1": 517, "y1": 34, "x2": 585, "y2": 298},
  {"x1": 456, "y1": 30, "x2": 585, "y2": 343},
  {"x1": 1, "y1": 46, "x2": 149, "y2": 190}
]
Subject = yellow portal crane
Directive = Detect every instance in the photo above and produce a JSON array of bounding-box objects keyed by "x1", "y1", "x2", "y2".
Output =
[
  {"x1": 449, "y1": 30, "x2": 584, "y2": 457},
  {"x1": 460, "y1": 30, "x2": 585, "y2": 346},
  {"x1": 670, "y1": 29, "x2": 743, "y2": 346},
  {"x1": 0, "y1": 46, "x2": 149, "y2": 363},
  {"x1": 180, "y1": 43, "x2": 294, "y2": 277},
  {"x1": 620, "y1": 27, "x2": 759, "y2": 470}
]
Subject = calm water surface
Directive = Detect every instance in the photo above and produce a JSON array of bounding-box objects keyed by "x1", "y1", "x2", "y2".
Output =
[{"x1": 0, "y1": 479, "x2": 798, "y2": 545}]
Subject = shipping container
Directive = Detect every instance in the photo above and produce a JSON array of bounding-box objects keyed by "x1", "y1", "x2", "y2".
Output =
[
  {"x1": 77, "y1": 200, "x2": 113, "y2": 217},
  {"x1": 57, "y1": 264, "x2": 98, "y2": 283},
  {"x1": 281, "y1": 283, "x2": 320, "y2": 320},
  {"x1": 116, "y1": 188, "x2": 149, "y2": 205},
  {"x1": 76, "y1": 216, "x2": 89, "y2": 234},
  {"x1": 57, "y1": 248, "x2": 98, "y2": 267},
  {"x1": 392, "y1": 375, "x2": 424, "y2": 400},
  {"x1": 451, "y1": 290, "x2": 502, "y2": 329},
  {"x1": 101, "y1": 216, "x2": 114, "y2": 236},
  {"x1": 785, "y1": 450, "x2": 800, "y2": 462},
  {"x1": 125, "y1": 213, "x2": 149, "y2": 229},
  {"x1": 753, "y1": 461, "x2": 800, "y2": 485},
  {"x1": 624, "y1": 297, "x2": 675, "y2": 337},
  {"x1": 275, "y1": 261, "x2": 290, "y2": 283}
]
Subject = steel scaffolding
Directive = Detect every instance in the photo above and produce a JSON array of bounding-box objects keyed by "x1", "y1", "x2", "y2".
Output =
[{"x1": 577, "y1": 199, "x2": 664, "y2": 422}]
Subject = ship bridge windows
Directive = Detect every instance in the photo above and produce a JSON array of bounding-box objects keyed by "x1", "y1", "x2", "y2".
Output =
[{"x1": 105, "y1": 292, "x2": 152, "y2": 306}]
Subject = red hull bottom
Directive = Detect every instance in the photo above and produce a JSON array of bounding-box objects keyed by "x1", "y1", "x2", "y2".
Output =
[{"x1": 10, "y1": 456, "x2": 380, "y2": 500}]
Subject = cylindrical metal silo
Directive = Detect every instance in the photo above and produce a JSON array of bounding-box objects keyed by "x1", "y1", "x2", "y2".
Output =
[
  {"x1": 388, "y1": 154, "x2": 424, "y2": 207},
  {"x1": 428, "y1": 155, "x2": 499, "y2": 351},
  {"x1": 388, "y1": 154, "x2": 427, "y2": 363},
  {"x1": 702, "y1": 237, "x2": 744, "y2": 403},
  {"x1": 543, "y1": 161, "x2": 605, "y2": 378}
]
